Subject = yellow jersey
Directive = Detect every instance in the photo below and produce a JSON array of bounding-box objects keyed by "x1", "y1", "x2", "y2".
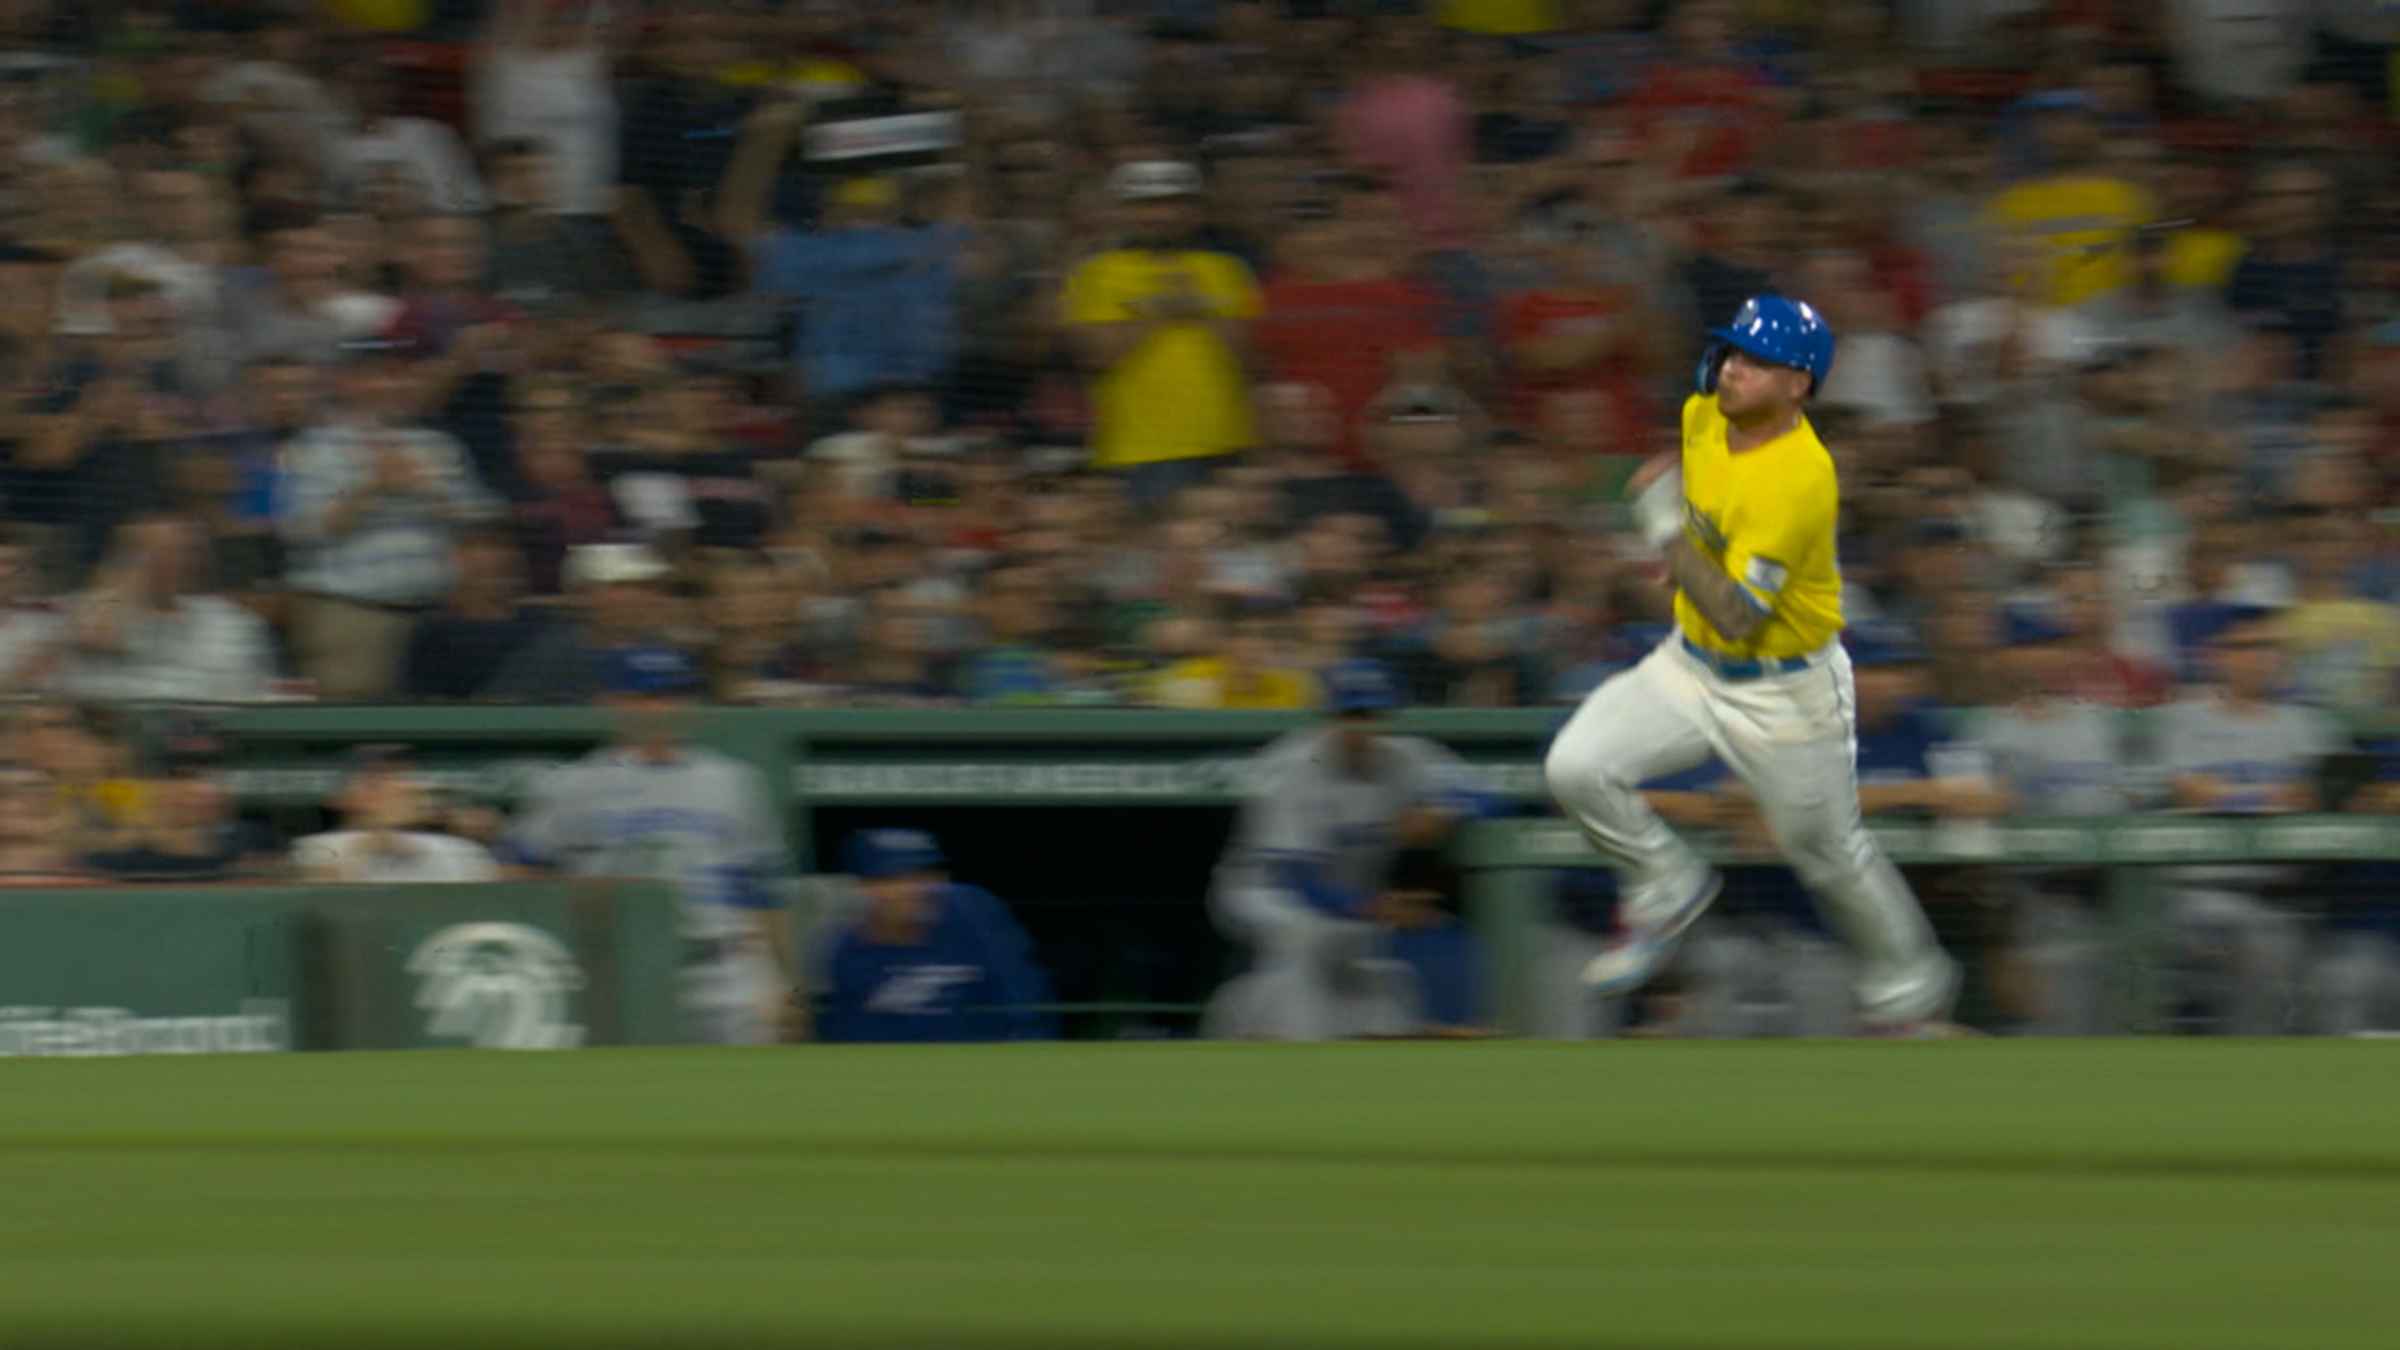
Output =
[
  {"x1": 1984, "y1": 174, "x2": 2157, "y2": 307},
  {"x1": 1062, "y1": 249, "x2": 1261, "y2": 469},
  {"x1": 1672, "y1": 393, "x2": 1844, "y2": 661}
]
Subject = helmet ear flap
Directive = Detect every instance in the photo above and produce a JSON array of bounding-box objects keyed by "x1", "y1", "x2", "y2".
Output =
[{"x1": 1695, "y1": 342, "x2": 1728, "y2": 395}]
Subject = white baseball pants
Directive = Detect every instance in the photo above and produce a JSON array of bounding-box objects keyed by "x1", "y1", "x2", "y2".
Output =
[
  {"x1": 1542, "y1": 636, "x2": 1955, "y2": 1025},
  {"x1": 1204, "y1": 882, "x2": 1422, "y2": 1041}
]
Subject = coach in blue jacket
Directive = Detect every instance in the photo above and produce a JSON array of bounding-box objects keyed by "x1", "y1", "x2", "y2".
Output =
[{"x1": 816, "y1": 829, "x2": 1056, "y2": 1043}]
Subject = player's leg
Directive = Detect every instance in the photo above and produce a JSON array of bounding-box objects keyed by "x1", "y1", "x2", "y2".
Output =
[
  {"x1": 678, "y1": 948, "x2": 779, "y2": 1045},
  {"x1": 2311, "y1": 932, "x2": 2395, "y2": 1036},
  {"x1": 1542, "y1": 641, "x2": 1718, "y2": 912},
  {"x1": 1772, "y1": 926, "x2": 1859, "y2": 1037},
  {"x1": 2013, "y1": 890, "x2": 2111, "y2": 1036},
  {"x1": 1711, "y1": 651, "x2": 1956, "y2": 1028},
  {"x1": 1209, "y1": 879, "x2": 1417, "y2": 1040}
]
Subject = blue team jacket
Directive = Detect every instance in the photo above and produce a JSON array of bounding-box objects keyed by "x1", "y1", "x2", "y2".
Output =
[{"x1": 817, "y1": 884, "x2": 1056, "y2": 1043}]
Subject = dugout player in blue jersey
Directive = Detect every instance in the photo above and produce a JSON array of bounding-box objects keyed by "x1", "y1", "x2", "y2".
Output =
[{"x1": 815, "y1": 829, "x2": 1056, "y2": 1043}]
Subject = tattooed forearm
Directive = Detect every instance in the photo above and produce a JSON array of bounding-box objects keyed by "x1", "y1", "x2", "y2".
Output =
[{"x1": 1663, "y1": 536, "x2": 1767, "y2": 642}]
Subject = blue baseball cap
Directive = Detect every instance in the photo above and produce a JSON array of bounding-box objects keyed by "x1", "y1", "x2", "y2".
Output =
[
  {"x1": 598, "y1": 645, "x2": 703, "y2": 697},
  {"x1": 845, "y1": 828, "x2": 945, "y2": 880},
  {"x1": 1325, "y1": 659, "x2": 1402, "y2": 715}
]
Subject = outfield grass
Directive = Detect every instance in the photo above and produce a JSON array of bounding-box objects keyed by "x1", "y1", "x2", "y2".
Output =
[{"x1": 3, "y1": 1042, "x2": 2397, "y2": 1349}]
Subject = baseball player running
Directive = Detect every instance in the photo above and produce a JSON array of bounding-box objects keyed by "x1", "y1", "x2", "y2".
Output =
[
  {"x1": 503, "y1": 646, "x2": 804, "y2": 1044},
  {"x1": 1542, "y1": 295, "x2": 1959, "y2": 1034}
]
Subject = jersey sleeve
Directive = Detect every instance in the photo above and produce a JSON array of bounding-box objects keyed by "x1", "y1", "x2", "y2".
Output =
[
  {"x1": 1724, "y1": 458, "x2": 1835, "y2": 615},
  {"x1": 715, "y1": 764, "x2": 793, "y2": 911},
  {"x1": 1199, "y1": 254, "x2": 1263, "y2": 320},
  {"x1": 949, "y1": 885, "x2": 1056, "y2": 1041},
  {"x1": 499, "y1": 769, "x2": 574, "y2": 870}
]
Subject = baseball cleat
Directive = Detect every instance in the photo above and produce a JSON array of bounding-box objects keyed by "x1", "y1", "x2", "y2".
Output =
[{"x1": 1580, "y1": 869, "x2": 1723, "y2": 994}]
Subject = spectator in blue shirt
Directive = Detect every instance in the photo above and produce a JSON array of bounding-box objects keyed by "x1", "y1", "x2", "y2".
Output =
[
  {"x1": 715, "y1": 102, "x2": 965, "y2": 417},
  {"x1": 816, "y1": 829, "x2": 1054, "y2": 1044}
]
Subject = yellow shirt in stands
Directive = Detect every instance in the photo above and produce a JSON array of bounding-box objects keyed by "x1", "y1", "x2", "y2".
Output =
[
  {"x1": 1985, "y1": 174, "x2": 2158, "y2": 307},
  {"x1": 1672, "y1": 393, "x2": 1844, "y2": 662},
  {"x1": 326, "y1": 0, "x2": 427, "y2": 31},
  {"x1": 2165, "y1": 227, "x2": 2244, "y2": 292},
  {"x1": 1062, "y1": 249, "x2": 1260, "y2": 469},
  {"x1": 1438, "y1": 0, "x2": 1561, "y2": 34},
  {"x1": 1149, "y1": 659, "x2": 1320, "y2": 711}
]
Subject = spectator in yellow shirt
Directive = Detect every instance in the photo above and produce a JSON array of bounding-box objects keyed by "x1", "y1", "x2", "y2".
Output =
[
  {"x1": 1062, "y1": 162, "x2": 1262, "y2": 509},
  {"x1": 1147, "y1": 608, "x2": 1322, "y2": 711},
  {"x1": 1984, "y1": 92, "x2": 2157, "y2": 307}
]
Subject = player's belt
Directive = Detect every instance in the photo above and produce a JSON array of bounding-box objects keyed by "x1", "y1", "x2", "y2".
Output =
[{"x1": 1679, "y1": 636, "x2": 1824, "y2": 681}]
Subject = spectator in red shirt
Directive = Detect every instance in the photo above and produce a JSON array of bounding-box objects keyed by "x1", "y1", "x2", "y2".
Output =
[
  {"x1": 1498, "y1": 228, "x2": 1660, "y2": 453},
  {"x1": 1256, "y1": 181, "x2": 1445, "y2": 472},
  {"x1": 2038, "y1": 561, "x2": 2173, "y2": 708},
  {"x1": 1622, "y1": 0, "x2": 1782, "y2": 182}
]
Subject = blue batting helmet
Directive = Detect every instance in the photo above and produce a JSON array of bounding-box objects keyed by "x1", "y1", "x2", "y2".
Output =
[
  {"x1": 1325, "y1": 659, "x2": 1402, "y2": 715},
  {"x1": 1696, "y1": 294, "x2": 1836, "y2": 396},
  {"x1": 844, "y1": 828, "x2": 945, "y2": 880}
]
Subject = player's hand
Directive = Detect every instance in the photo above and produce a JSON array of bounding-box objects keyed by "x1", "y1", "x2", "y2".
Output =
[
  {"x1": 1396, "y1": 804, "x2": 1463, "y2": 848},
  {"x1": 772, "y1": 990, "x2": 812, "y2": 1043},
  {"x1": 1625, "y1": 453, "x2": 1676, "y2": 495}
]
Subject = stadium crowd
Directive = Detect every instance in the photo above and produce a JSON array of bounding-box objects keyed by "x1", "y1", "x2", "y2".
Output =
[{"x1": 0, "y1": 0, "x2": 2393, "y2": 1034}]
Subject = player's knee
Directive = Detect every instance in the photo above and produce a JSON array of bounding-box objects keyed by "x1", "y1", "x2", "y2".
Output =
[{"x1": 1542, "y1": 732, "x2": 1625, "y2": 811}]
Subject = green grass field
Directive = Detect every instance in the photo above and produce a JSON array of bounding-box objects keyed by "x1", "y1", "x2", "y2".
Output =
[{"x1": 4, "y1": 1042, "x2": 2397, "y2": 1349}]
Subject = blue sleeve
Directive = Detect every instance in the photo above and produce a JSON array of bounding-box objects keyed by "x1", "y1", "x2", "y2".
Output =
[
  {"x1": 704, "y1": 859, "x2": 784, "y2": 910},
  {"x1": 1269, "y1": 854, "x2": 1365, "y2": 917},
  {"x1": 946, "y1": 886, "x2": 1055, "y2": 1041},
  {"x1": 813, "y1": 932, "x2": 870, "y2": 1043},
  {"x1": 752, "y1": 229, "x2": 817, "y2": 300}
]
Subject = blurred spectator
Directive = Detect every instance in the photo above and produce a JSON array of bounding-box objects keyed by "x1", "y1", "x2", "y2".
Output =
[
  {"x1": 2158, "y1": 615, "x2": 2342, "y2": 1035},
  {"x1": 280, "y1": 339, "x2": 494, "y2": 700},
  {"x1": 229, "y1": 207, "x2": 389, "y2": 368},
  {"x1": 507, "y1": 373, "x2": 619, "y2": 592},
  {"x1": 52, "y1": 513, "x2": 273, "y2": 704},
  {"x1": 1623, "y1": 0, "x2": 1780, "y2": 181},
  {"x1": 589, "y1": 358, "x2": 775, "y2": 555},
  {"x1": 2227, "y1": 160, "x2": 2345, "y2": 381},
  {"x1": 0, "y1": 766, "x2": 86, "y2": 886},
  {"x1": 1062, "y1": 161, "x2": 1260, "y2": 506},
  {"x1": 330, "y1": 44, "x2": 486, "y2": 216},
  {"x1": 806, "y1": 383, "x2": 956, "y2": 504},
  {"x1": 81, "y1": 720, "x2": 260, "y2": 882},
  {"x1": 701, "y1": 553, "x2": 812, "y2": 704},
  {"x1": 956, "y1": 554, "x2": 1070, "y2": 705},
  {"x1": 2021, "y1": 562, "x2": 2173, "y2": 708},
  {"x1": 611, "y1": 11, "x2": 748, "y2": 299},
  {"x1": 1255, "y1": 180, "x2": 1444, "y2": 472},
  {"x1": 482, "y1": 136, "x2": 622, "y2": 314},
  {"x1": 292, "y1": 747, "x2": 500, "y2": 884},
  {"x1": 721, "y1": 103, "x2": 966, "y2": 418},
  {"x1": 486, "y1": 541, "x2": 679, "y2": 702},
  {"x1": 399, "y1": 525, "x2": 549, "y2": 702},
  {"x1": 1972, "y1": 624, "x2": 2143, "y2": 1035},
  {"x1": 838, "y1": 585, "x2": 954, "y2": 706},
  {"x1": 2278, "y1": 503, "x2": 2400, "y2": 719},
  {"x1": 0, "y1": 525, "x2": 62, "y2": 688},
  {"x1": 1984, "y1": 92, "x2": 2154, "y2": 308},
  {"x1": 471, "y1": 0, "x2": 620, "y2": 221},
  {"x1": 1498, "y1": 216, "x2": 1659, "y2": 451},
  {"x1": 1335, "y1": 18, "x2": 1470, "y2": 255},
  {"x1": 1146, "y1": 604, "x2": 1318, "y2": 710}
]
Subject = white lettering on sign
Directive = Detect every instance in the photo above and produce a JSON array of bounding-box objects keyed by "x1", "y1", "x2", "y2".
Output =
[
  {"x1": 793, "y1": 760, "x2": 1540, "y2": 801},
  {"x1": 0, "y1": 1000, "x2": 290, "y2": 1058}
]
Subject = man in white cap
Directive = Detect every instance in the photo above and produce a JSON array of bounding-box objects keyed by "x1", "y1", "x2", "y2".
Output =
[
  {"x1": 485, "y1": 541, "x2": 685, "y2": 701},
  {"x1": 1062, "y1": 160, "x2": 1262, "y2": 508}
]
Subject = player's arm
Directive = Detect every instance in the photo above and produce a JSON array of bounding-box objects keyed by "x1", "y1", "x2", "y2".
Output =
[{"x1": 1659, "y1": 534, "x2": 1770, "y2": 643}]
